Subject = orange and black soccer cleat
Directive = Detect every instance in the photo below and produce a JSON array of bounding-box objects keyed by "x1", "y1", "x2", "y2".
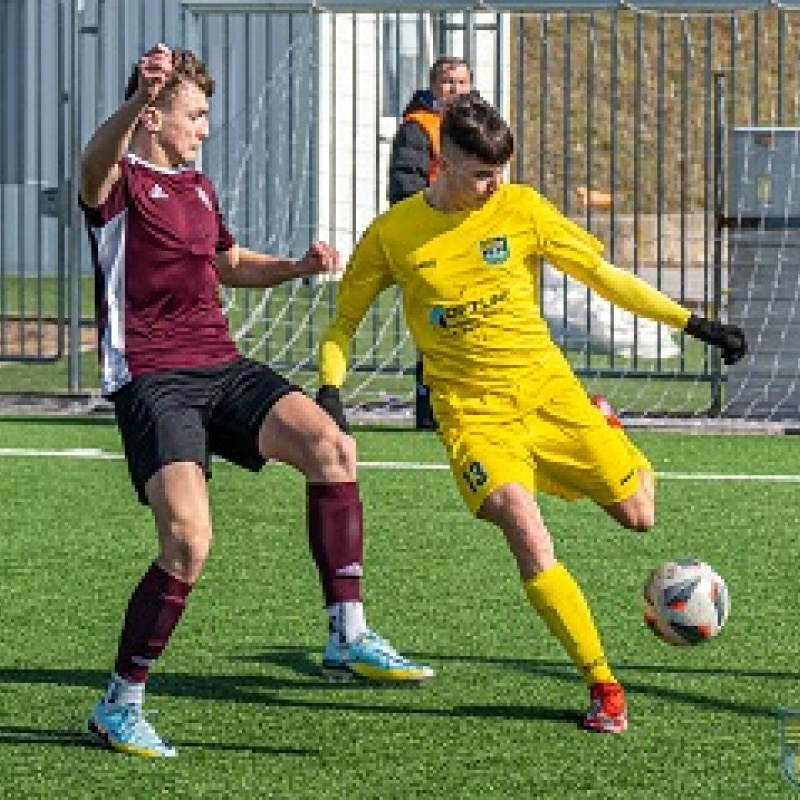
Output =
[{"x1": 590, "y1": 394, "x2": 622, "y2": 429}]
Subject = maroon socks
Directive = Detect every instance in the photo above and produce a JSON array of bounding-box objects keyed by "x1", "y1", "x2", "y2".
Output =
[
  {"x1": 307, "y1": 482, "x2": 364, "y2": 605},
  {"x1": 107, "y1": 482, "x2": 365, "y2": 701},
  {"x1": 113, "y1": 562, "x2": 192, "y2": 685}
]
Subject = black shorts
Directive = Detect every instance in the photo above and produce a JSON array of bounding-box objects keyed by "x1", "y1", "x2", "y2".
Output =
[{"x1": 111, "y1": 357, "x2": 300, "y2": 504}]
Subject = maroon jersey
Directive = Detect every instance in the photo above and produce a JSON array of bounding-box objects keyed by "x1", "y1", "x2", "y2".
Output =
[{"x1": 81, "y1": 154, "x2": 239, "y2": 395}]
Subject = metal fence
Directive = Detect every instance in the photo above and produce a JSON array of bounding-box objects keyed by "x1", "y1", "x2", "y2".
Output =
[{"x1": 2, "y1": 1, "x2": 800, "y2": 414}]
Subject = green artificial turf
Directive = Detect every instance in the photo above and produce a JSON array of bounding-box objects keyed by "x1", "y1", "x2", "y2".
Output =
[{"x1": 0, "y1": 419, "x2": 797, "y2": 798}]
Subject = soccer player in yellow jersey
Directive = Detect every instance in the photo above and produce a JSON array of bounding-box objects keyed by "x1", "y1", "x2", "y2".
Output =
[{"x1": 317, "y1": 93, "x2": 746, "y2": 733}]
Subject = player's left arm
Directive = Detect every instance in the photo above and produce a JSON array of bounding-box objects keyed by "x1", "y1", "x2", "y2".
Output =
[
  {"x1": 214, "y1": 242, "x2": 340, "y2": 288},
  {"x1": 543, "y1": 219, "x2": 747, "y2": 365}
]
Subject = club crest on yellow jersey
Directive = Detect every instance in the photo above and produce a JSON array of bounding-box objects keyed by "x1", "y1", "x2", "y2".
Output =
[{"x1": 479, "y1": 235, "x2": 510, "y2": 265}]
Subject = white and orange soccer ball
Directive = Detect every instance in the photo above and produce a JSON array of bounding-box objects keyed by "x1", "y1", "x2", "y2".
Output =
[{"x1": 642, "y1": 559, "x2": 730, "y2": 646}]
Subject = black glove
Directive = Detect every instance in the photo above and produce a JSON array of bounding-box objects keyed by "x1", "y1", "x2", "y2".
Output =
[
  {"x1": 315, "y1": 385, "x2": 349, "y2": 433},
  {"x1": 684, "y1": 314, "x2": 747, "y2": 366}
]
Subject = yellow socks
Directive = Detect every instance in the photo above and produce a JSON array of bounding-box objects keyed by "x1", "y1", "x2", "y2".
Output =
[{"x1": 524, "y1": 562, "x2": 615, "y2": 686}]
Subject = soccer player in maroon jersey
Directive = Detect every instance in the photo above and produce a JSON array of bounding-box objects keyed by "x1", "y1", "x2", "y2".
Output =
[{"x1": 79, "y1": 44, "x2": 432, "y2": 758}]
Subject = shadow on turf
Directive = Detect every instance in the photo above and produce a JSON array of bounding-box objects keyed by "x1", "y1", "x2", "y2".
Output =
[
  {"x1": 1, "y1": 647, "x2": 792, "y2": 727},
  {"x1": 0, "y1": 661, "x2": 582, "y2": 729},
  {"x1": 0, "y1": 726, "x2": 95, "y2": 750},
  {"x1": 423, "y1": 654, "x2": 792, "y2": 719},
  {"x1": 0, "y1": 724, "x2": 316, "y2": 756}
]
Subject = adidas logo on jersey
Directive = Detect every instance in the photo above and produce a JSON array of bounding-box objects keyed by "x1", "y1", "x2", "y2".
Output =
[{"x1": 148, "y1": 183, "x2": 169, "y2": 200}]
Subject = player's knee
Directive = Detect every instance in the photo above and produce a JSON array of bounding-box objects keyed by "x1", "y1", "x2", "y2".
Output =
[
  {"x1": 481, "y1": 485, "x2": 555, "y2": 576},
  {"x1": 610, "y1": 471, "x2": 656, "y2": 531},
  {"x1": 625, "y1": 498, "x2": 655, "y2": 532},
  {"x1": 160, "y1": 520, "x2": 214, "y2": 579},
  {"x1": 307, "y1": 423, "x2": 356, "y2": 482}
]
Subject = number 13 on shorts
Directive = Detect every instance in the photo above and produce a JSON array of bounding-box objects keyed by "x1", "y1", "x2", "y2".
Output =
[{"x1": 463, "y1": 460, "x2": 488, "y2": 492}]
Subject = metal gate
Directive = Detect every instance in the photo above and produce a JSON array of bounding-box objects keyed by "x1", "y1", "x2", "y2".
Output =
[
  {"x1": 0, "y1": 0, "x2": 197, "y2": 390},
  {"x1": 0, "y1": 0, "x2": 69, "y2": 367},
  {"x1": 4, "y1": 0, "x2": 800, "y2": 420}
]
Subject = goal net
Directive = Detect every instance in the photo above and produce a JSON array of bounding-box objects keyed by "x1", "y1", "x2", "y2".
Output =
[
  {"x1": 724, "y1": 126, "x2": 800, "y2": 422},
  {"x1": 188, "y1": 2, "x2": 800, "y2": 428},
  {"x1": 199, "y1": 10, "x2": 421, "y2": 424}
]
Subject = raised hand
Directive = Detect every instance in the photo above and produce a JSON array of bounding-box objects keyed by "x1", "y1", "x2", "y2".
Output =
[{"x1": 135, "y1": 44, "x2": 173, "y2": 103}]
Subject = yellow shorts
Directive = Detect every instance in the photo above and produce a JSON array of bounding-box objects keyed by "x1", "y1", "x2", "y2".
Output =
[{"x1": 436, "y1": 375, "x2": 652, "y2": 516}]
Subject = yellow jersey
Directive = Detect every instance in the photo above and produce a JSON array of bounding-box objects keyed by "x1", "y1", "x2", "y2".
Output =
[{"x1": 319, "y1": 183, "x2": 690, "y2": 413}]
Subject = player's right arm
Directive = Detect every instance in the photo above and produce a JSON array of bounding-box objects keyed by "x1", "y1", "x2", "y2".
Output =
[
  {"x1": 79, "y1": 44, "x2": 171, "y2": 207},
  {"x1": 316, "y1": 222, "x2": 395, "y2": 429}
]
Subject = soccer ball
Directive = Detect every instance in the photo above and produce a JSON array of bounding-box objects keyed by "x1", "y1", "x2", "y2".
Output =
[{"x1": 642, "y1": 559, "x2": 730, "y2": 646}]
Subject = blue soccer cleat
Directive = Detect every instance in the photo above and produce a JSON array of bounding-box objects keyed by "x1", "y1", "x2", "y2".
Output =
[
  {"x1": 87, "y1": 700, "x2": 177, "y2": 757},
  {"x1": 322, "y1": 629, "x2": 435, "y2": 683}
]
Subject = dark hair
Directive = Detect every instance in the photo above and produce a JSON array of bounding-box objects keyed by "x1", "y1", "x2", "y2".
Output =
[
  {"x1": 428, "y1": 56, "x2": 472, "y2": 87},
  {"x1": 441, "y1": 92, "x2": 514, "y2": 165},
  {"x1": 124, "y1": 48, "x2": 214, "y2": 103}
]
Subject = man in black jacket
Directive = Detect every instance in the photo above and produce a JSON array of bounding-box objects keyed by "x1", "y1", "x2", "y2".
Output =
[
  {"x1": 388, "y1": 56, "x2": 472, "y2": 428},
  {"x1": 388, "y1": 56, "x2": 472, "y2": 204}
]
